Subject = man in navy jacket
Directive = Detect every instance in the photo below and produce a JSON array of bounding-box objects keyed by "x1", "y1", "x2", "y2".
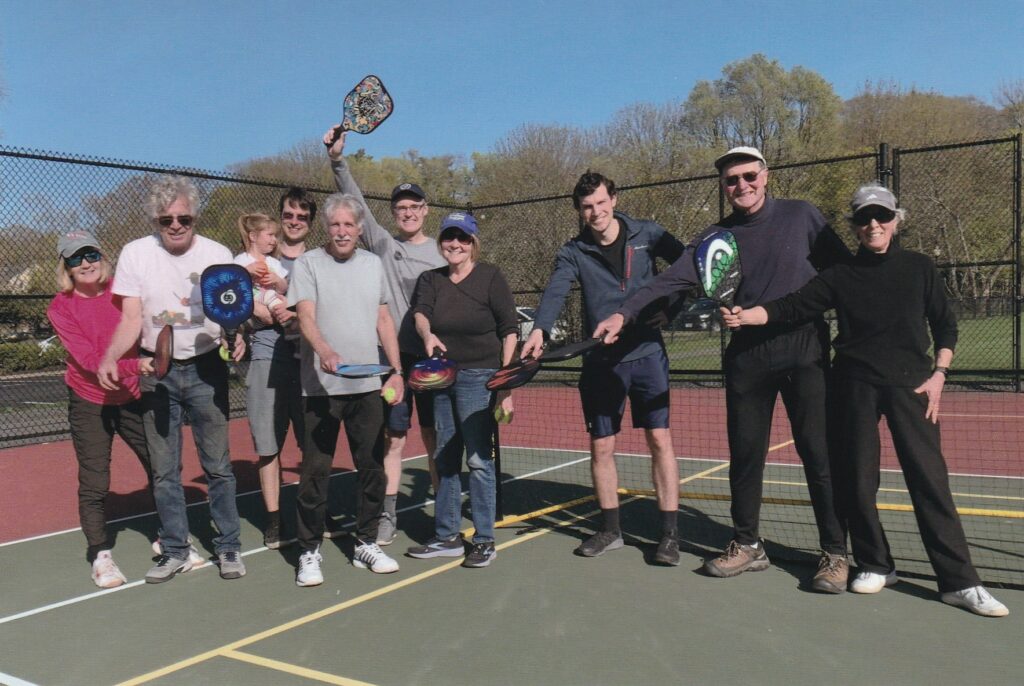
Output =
[
  {"x1": 595, "y1": 148, "x2": 851, "y2": 593},
  {"x1": 522, "y1": 171, "x2": 686, "y2": 565}
]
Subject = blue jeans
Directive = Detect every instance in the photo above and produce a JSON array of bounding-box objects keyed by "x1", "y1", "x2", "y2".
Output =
[
  {"x1": 140, "y1": 350, "x2": 240, "y2": 557},
  {"x1": 433, "y1": 368, "x2": 497, "y2": 544}
]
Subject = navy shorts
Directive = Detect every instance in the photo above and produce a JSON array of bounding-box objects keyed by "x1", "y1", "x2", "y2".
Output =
[
  {"x1": 382, "y1": 350, "x2": 435, "y2": 433},
  {"x1": 578, "y1": 348, "x2": 671, "y2": 438}
]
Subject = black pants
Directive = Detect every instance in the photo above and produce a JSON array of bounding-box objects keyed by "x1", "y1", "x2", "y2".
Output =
[
  {"x1": 724, "y1": 324, "x2": 845, "y2": 553},
  {"x1": 296, "y1": 393, "x2": 386, "y2": 549},
  {"x1": 838, "y1": 376, "x2": 980, "y2": 592},
  {"x1": 67, "y1": 388, "x2": 152, "y2": 561}
]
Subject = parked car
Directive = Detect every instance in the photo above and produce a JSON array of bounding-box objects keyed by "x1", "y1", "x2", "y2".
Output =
[
  {"x1": 37, "y1": 335, "x2": 60, "y2": 353},
  {"x1": 674, "y1": 298, "x2": 722, "y2": 332},
  {"x1": 516, "y1": 306, "x2": 567, "y2": 344}
]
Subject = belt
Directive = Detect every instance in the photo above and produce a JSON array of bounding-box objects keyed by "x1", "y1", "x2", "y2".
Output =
[{"x1": 140, "y1": 348, "x2": 218, "y2": 366}]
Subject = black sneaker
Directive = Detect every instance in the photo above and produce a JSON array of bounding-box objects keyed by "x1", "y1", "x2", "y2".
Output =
[
  {"x1": 407, "y1": 536, "x2": 465, "y2": 559},
  {"x1": 575, "y1": 530, "x2": 624, "y2": 557},
  {"x1": 462, "y1": 542, "x2": 496, "y2": 568},
  {"x1": 654, "y1": 534, "x2": 681, "y2": 566}
]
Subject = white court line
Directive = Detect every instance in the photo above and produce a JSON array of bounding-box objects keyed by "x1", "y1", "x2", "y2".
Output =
[
  {"x1": 0, "y1": 670, "x2": 41, "y2": 686},
  {"x1": 3, "y1": 443, "x2": 1019, "y2": 627},
  {"x1": 0, "y1": 454, "x2": 430, "y2": 549},
  {"x1": 0, "y1": 452, "x2": 591, "y2": 626}
]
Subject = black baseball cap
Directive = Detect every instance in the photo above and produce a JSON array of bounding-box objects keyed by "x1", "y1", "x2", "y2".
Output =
[{"x1": 390, "y1": 183, "x2": 427, "y2": 203}]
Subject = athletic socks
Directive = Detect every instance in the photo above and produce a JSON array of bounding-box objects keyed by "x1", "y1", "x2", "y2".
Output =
[
  {"x1": 601, "y1": 507, "x2": 620, "y2": 534},
  {"x1": 660, "y1": 509, "x2": 678, "y2": 537},
  {"x1": 384, "y1": 494, "x2": 398, "y2": 518},
  {"x1": 266, "y1": 509, "x2": 280, "y2": 527}
]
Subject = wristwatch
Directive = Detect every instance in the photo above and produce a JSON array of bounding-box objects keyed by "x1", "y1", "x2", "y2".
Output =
[{"x1": 933, "y1": 366, "x2": 949, "y2": 376}]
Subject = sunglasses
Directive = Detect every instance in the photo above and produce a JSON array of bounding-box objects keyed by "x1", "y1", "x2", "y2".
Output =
[
  {"x1": 440, "y1": 229, "x2": 473, "y2": 244},
  {"x1": 281, "y1": 211, "x2": 310, "y2": 222},
  {"x1": 157, "y1": 214, "x2": 194, "y2": 228},
  {"x1": 723, "y1": 170, "x2": 763, "y2": 187},
  {"x1": 64, "y1": 250, "x2": 102, "y2": 268},
  {"x1": 853, "y1": 207, "x2": 897, "y2": 226}
]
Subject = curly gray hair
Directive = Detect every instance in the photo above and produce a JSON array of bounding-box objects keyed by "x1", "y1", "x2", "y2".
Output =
[{"x1": 144, "y1": 176, "x2": 201, "y2": 221}]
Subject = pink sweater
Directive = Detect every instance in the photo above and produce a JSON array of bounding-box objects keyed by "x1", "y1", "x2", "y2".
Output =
[{"x1": 47, "y1": 284, "x2": 140, "y2": 406}]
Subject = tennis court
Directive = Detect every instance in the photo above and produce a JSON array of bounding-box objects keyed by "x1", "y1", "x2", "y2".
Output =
[{"x1": 0, "y1": 377, "x2": 1021, "y2": 685}]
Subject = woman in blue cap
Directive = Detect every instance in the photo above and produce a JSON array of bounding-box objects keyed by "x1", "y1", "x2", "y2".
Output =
[{"x1": 406, "y1": 212, "x2": 518, "y2": 568}]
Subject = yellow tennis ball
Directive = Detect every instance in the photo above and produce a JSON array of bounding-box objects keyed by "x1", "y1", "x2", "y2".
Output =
[
  {"x1": 382, "y1": 387, "x2": 397, "y2": 403},
  {"x1": 219, "y1": 346, "x2": 231, "y2": 361},
  {"x1": 494, "y1": 406, "x2": 512, "y2": 424}
]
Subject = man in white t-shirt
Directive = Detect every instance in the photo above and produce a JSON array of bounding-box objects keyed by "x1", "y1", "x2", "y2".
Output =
[
  {"x1": 98, "y1": 176, "x2": 246, "y2": 584},
  {"x1": 288, "y1": 192, "x2": 405, "y2": 587}
]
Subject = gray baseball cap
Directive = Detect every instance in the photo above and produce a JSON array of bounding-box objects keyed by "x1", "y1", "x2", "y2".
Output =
[
  {"x1": 57, "y1": 230, "x2": 101, "y2": 258},
  {"x1": 850, "y1": 186, "x2": 897, "y2": 214}
]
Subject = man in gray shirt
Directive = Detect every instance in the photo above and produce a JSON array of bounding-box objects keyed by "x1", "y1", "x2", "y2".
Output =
[
  {"x1": 288, "y1": 193, "x2": 405, "y2": 587},
  {"x1": 325, "y1": 127, "x2": 446, "y2": 546}
]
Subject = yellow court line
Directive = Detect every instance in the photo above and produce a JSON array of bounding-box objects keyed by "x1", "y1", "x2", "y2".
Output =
[
  {"x1": 116, "y1": 502, "x2": 611, "y2": 686},
  {"x1": 698, "y1": 475, "x2": 1024, "y2": 502},
  {"x1": 223, "y1": 650, "x2": 379, "y2": 686}
]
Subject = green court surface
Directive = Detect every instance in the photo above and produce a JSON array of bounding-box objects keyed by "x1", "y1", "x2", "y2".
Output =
[{"x1": 0, "y1": 454, "x2": 1021, "y2": 686}]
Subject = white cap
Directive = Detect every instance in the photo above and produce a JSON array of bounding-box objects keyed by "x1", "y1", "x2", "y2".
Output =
[{"x1": 714, "y1": 146, "x2": 767, "y2": 172}]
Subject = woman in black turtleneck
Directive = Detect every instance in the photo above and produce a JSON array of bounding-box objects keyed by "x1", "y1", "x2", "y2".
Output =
[{"x1": 722, "y1": 185, "x2": 1008, "y2": 618}]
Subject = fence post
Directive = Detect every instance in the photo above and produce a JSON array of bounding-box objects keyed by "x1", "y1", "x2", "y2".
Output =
[
  {"x1": 1014, "y1": 133, "x2": 1022, "y2": 391},
  {"x1": 877, "y1": 142, "x2": 892, "y2": 187}
]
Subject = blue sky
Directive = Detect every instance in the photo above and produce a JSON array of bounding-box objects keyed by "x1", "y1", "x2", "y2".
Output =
[{"x1": 1, "y1": 0, "x2": 1021, "y2": 172}]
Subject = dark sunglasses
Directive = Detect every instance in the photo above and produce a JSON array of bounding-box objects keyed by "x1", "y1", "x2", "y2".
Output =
[
  {"x1": 281, "y1": 211, "x2": 310, "y2": 222},
  {"x1": 440, "y1": 228, "x2": 473, "y2": 244},
  {"x1": 64, "y1": 250, "x2": 102, "y2": 268},
  {"x1": 723, "y1": 170, "x2": 763, "y2": 187},
  {"x1": 852, "y1": 207, "x2": 896, "y2": 226},
  {"x1": 157, "y1": 214, "x2": 194, "y2": 228}
]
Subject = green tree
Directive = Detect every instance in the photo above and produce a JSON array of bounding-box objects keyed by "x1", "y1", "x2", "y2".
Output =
[{"x1": 681, "y1": 54, "x2": 842, "y2": 163}]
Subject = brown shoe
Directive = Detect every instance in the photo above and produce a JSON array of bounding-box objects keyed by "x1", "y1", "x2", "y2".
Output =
[
  {"x1": 810, "y1": 552, "x2": 849, "y2": 594},
  {"x1": 703, "y1": 539, "x2": 770, "y2": 577}
]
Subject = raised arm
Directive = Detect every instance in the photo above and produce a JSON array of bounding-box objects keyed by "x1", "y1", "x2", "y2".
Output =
[{"x1": 325, "y1": 127, "x2": 392, "y2": 254}]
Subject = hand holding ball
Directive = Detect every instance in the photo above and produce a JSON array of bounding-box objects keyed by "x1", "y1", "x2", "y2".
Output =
[
  {"x1": 494, "y1": 406, "x2": 513, "y2": 424},
  {"x1": 382, "y1": 387, "x2": 397, "y2": 404},
  {"x1": 219, "y1": 346, "x2": 231, "y2": 361}
]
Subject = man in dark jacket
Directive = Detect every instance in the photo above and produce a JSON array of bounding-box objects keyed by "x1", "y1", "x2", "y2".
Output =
[
  {"x1": 522, "y1": 171, "x2": 685, "y2": 565},
  {"x1": 595, "y1": 148, "x2": 850, "y2": 593}
]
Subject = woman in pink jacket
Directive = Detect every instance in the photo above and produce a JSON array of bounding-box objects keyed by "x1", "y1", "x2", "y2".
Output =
[{"x1": 47, "y1": 230, "x2": 153, "y2": 588}]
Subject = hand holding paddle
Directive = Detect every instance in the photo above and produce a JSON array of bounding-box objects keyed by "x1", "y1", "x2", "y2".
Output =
[
  {"x1": 153, "y1": 324, "x2": 173, "y2": 379},
  {"x1": 409, "y1": 350, "x2": 458, "y2": 392},
  {"x1": 200, "y1": 264, "x2": 254, "y2": 360},
  {"x1": 720, "y1": 305, "x2": 767, "y2": 330},
  {"x1": 695, "y1": 230, "x2": 742, "y2": 307}
]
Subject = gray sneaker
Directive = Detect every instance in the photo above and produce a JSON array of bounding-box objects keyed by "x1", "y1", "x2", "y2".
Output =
[
  {"x1": 217, "y1": 551, "x2": 246, "y2": 580},
  {"x1": 376, "y1": 512, "x2": 398, "y2": 546},
  {"x1": 575, "y1": 531, "x2": 624, "y2": 557},
  {"x1": 940, "y1": 585, "x2": 1009, "y2": 617},
  {"x1": 407, "y1": 536, "x2": 465, "y2": 559},
  {"x1": 145, "y1": 554, "x2": 193, "y2": 584},
  {"x1": 654, "y1": 534, "x2": 681, "y2": 566}
]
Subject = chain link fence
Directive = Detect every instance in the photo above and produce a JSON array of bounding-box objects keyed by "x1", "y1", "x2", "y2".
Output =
[{"x1": 0, "y1": 136, "x2": 1019, "y2": 445}]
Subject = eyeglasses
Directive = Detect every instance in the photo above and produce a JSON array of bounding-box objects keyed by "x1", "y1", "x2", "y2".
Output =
[
  {"x1": 723, "y1": 170, "x2": 763, "y2": 187},
  {"x1": 393, "y1": 202, "x2": 425, "y2": 214},
  {"x1": 64, "y1": 250, "x2": 102, "y2": 268},
  {"x1": 852, "y1": 207, "x2": 897, "y2": 226},
  {"x1": 157, "y1": 214, "x2": 193, "y2": 228},
  {"x1": 281, "y1": 211, "x2": 310, "y2": 222},
  {"x1": 440, "y1": 229, "x2": 473, "y2": 244}
]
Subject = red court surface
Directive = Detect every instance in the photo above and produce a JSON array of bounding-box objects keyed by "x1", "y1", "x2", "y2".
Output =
[{"x1": 2, "y1": 386, "x2": 1021, "y2": 544}]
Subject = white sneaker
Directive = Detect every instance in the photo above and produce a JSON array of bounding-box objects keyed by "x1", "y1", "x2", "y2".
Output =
[
  {"x1": 941, "y1": 585, "x2": 1010, "y2": 617},
  {"x1": 151, "y1": 536, "x2": 205, "y2": 568},
  {"x1": 849, "y1": 570, "x2": 898, "y2": 594},
  {"x1": 92, "y1": 550, "x2": 127, "y2": 588},
  {"x1": 353, "y1": 540, "x2": 399, "y2": 574},
  {"x1": 296, "y1": 547, "x2": 324, "y2": 587}
]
